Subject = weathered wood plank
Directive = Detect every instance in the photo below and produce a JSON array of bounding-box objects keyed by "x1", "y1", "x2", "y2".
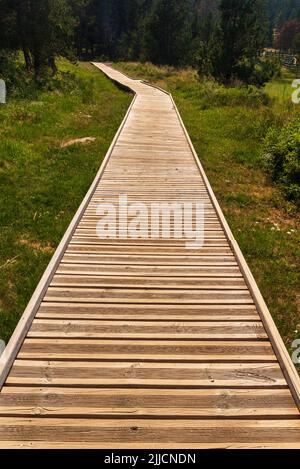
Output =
[
  {"x1": 7, "y1": 361, "x2": 286, "y2": 388},
  {"x1": 0, "y1": 418, "x2": 300, "y2": 446},
  {"x1": 28, "y1": 319, "x2": 266, "y2": 340},
  {"x1": 61, "y1": 254, "x2": 237, "y2": 267},
  {"x1": 0, "y1": 388, "x2": 296, "y2": 418},
  {"x1": 37, "y1": 303, "x2": 260, "y2": 321},
  {"x1": 18, "y1": 339, "x2": 276, "y2": 362},
  {"x1": 44, "y1": 287, "x2": 254, "y2": 305},
  {"x1": 51, "y1": 274, "x2": 247, "y2": 289}
]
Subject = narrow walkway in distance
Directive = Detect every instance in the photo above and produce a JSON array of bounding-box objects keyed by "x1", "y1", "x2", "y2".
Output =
[{"x1": 0, "y1": 63, "x2": 299, "y2": 448}]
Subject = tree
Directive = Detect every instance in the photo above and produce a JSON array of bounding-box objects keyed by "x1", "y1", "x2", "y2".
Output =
[
  {"x1": 190, "y1": 0, "x2": 219, "y2": 66},
  {"x1": 144, "y1": 0, "x2": 193, "y2": 66},
  {"x1": 6, "y1": 0, "x2": 79, "y2": 79},
  {"x1": 69, "y1": 0, "x2": 93, "y2": 57},
  {"x1": 0, "y1": 0, "x2": 23, "y2": 83},
  {"x1": 192, "y1": 0, "x2": 219, "y2": 44},
  {"x1": 117, "y1": 0, "x2": 149, "y2": 60},
  {"x1": 2, "y1": 0, "x2": 298, "y2": 84},
  {"x1": 0, "y1": 1, "x2": 17, "y2": 53},
  {"x1": 202, "y1": 0, "x2": 269, "y2": 84}
]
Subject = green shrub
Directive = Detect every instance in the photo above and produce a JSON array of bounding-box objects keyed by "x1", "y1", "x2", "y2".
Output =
[
  {"x1": 0, "y1": 53, "x2": 83, "y2": 101},
  {"x1": 0, "y1": 54, "x2": 37, "y2": 99},
  {"x1": 234, "y1": 57, "x2": 282, "y2": 88},
  {"x1": 262, "y1": 120, "x2": 300, "y2": 206}
]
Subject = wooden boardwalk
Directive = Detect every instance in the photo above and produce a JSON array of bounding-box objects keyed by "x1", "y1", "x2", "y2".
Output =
[{"x1": 0, "y1": 63, "x2": 299, "y2": 448}]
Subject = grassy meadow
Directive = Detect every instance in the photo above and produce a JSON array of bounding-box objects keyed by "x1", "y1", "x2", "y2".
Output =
[
  {"x1": 114, "y1": 62, "x2": 300, "y2": 351},
  {"x1": 0, "y1": 61, "x2": 131, "y2": 343}
]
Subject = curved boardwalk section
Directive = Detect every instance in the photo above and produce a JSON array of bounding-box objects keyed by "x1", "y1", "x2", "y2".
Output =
[{"x1": 0, "y1": 63, "x2": 299, "y2": 448}]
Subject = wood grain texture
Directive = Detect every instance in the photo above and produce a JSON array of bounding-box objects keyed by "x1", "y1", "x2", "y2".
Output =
[
  {"x1": 0, "y1": 418, "x2": 300, "y2": 447},
  {"x1": 7, "y1": 361, "x2": 287, "y2": 388},
  {"x1": 18, "y1": 339, "x2": 277, "y2": 362},
  {"x1": 0, "y1": 388, "x2": 297, "y2": 417}
]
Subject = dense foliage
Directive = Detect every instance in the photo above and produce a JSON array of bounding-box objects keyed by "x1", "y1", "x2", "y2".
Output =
[
  {"x1": 263, "y1": 120, "x2": 300, "y2": 205},
  {"x1": 197, "y1": 0, "x2": 273, "y2": 85},
  {"x1": 0, "y1": 0, "x2": 82, "y2": 79},
  {"x1": 1, "y1": 0, "x2": 300, "y2": 84}
]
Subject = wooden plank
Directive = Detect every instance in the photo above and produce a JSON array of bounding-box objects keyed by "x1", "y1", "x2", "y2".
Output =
[
  {"x1": 69, "y1": 239, "x2": 227, "y2": 246},
  {"x1": 36, "y1": 303, "x2": 260, "y2": 321},
  {"x1": 66, "y1": 246, "x2": 231, "y2": 256},
  {"x1": 44, "y1": 287, "x2": 254, "y2": 305},
  {"x1": 61, "y1": 254, "x2": 238, "y2": 266},
  {"x1": 0, "y1": 418, "x2": 300, "y2": 445},
  {"x1": 51, "y1": 275, "x2": 247, "y2": 289},
  {"x1": 69, "y1": 238, "x2": 228, "y2": 245},
  {"x1": 7, "y1": 361, "x2": 286, "y2": 388},
  {"x1": 56, "y1": 264, "x2": 243, "y2": 277},
  {"x1": 1, "y1": 441, "x2": 300, "y2": 449},
  {"x1": 18, "y1": 339, "x2": 276, "y2": 362},
  {"x1": 28, "y1": 319, "x2": 267, "y2": 340},
  {"x1": 0, "y1": 388, "x2": 296, "y2": 418}
]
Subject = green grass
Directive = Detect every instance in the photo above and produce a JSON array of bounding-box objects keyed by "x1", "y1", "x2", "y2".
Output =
[
  {"x1": 265, "y1": 69, "x2": 298, "y2": 102},
  {"x1": 115, "y1": 62, "x2": 300, "y2": 352},
  {"x1": 0, "y1": 61, "x2": 131, "y2": 343}
]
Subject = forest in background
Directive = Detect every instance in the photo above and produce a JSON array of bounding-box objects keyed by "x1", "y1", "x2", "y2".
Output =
[
  {"x1": 73, "y1": 0, "x2": 300, "y2": 60},
  {"x1": 1, "y1": 0, "x2": 300, "y2": 85}
]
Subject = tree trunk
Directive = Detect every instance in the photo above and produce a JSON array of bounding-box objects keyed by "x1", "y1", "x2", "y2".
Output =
[
  {"x1": 48, "y1": 57, "x2": 57, "y2": 75},
  {"x1": 16, "y1": 3, "x2": 32, "y2": 71},
  {"x1": 23, "y1": 47, "x2": 32, "y2": 71},
  {"x1": 33, "y1": 53, "x2": 42, "y2": 82}
]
